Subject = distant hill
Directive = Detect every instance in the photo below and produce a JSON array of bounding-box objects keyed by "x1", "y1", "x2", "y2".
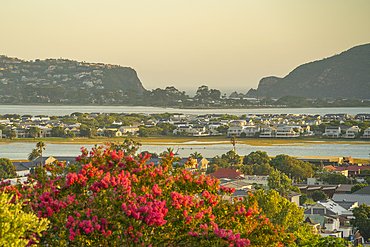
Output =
[
  {"x1": 0, "y1": 56, "x2": 145, "y2": 104},
  {"x1": 247, "y1": 43, "x2": 370, "y2": 99}
]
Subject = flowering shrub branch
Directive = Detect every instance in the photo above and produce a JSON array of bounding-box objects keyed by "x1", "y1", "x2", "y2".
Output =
[{"x1": 1, "y1": 142, "x2": 295, "y2": 246}]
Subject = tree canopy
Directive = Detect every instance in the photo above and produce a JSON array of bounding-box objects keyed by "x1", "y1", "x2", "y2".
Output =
[
  {"x1": 351, "y1": 204, "x2": 370, "y2": 242},
  {"x1": 0, "y1": 158, "x2": 16, "y2": 179}
]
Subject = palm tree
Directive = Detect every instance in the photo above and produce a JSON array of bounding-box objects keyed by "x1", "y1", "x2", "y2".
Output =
[
  {"x1": 28, "y1": 148, "x2": 40, "y2": 161},
  {"x1": 230, "y1": 136, "x2": 237, "y2": 152},
  {"x1": 190, "y1": 151, "x2": 203, "y2": 159},
  {"x1": 36, "y1": 141, "x2": 46, "y2": 166}
]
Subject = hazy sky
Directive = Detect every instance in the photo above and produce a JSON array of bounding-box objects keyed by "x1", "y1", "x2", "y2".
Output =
[{"x1": 1, "y1": 1, "x2": 370, "y2": 95}]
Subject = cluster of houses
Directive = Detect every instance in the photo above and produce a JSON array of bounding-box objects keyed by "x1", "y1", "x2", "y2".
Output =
[
  {"x1": 206, "y1": 157, "x2": 370, "y2": 246},
  {"x1": 1, "y1": 113, "x2": 370, "y2": 139}
]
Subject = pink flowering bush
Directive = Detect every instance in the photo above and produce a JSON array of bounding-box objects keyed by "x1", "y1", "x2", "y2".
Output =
[{"x1": 1, "y1": 141, "x2": 294, "y2": 246}]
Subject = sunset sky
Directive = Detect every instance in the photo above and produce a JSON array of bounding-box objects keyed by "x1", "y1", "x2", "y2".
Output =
[{"x1": 1, "y1": 0, "x2": 369, "y2": 95}]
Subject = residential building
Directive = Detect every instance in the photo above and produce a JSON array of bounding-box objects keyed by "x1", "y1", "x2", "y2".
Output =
[
  {"x1": 344, "y1": 126, "x2": 360, "y2": 139},
  {"x1": 362, "y1": 127, "x2": 370, "y2": 139},
  {"x1": 323, "y1": 126, "x2": 341, "y2": 138},
  {"x1": 275, "y1": 126, "x2": 299, "y2": 138}
]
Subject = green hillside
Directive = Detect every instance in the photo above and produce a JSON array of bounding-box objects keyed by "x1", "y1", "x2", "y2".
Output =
[
  {"x1": 0, "y1": 56, "x2": 145, "y2": 104},
  {"x1": 247, "y1": 43, "x2": 370, "y2": 99}
]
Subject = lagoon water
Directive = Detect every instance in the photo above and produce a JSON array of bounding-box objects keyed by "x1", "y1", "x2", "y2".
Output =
[
  {"x1": 0, "y1": 105, "x2": 370, "y2": 116},
  {"x1": 1, "y1": 141, "x2": 370, "y2": 160}
]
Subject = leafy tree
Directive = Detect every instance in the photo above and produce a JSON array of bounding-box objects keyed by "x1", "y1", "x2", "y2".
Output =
[
  {"x1": 299, "y1": 193, "x2": 308, "y2": 205},
  {"x1": 319, "y1": 171, "x2": 349, "y2": 184},
  {"x1": 351, "y1": 204, "x2": 370, "y2": 242},
  {"x1": 270, "y1": 154, "x2": 314, "y2": 182},
  {"x1": 6, "y1": 129, "x2": 16, "y2": 139},
  {"x1": 351, "y1": 184, "x2": 368, "y2": 193},
  {"x1": 245, "y1": 190, "x2": 308, "y2": 240},
  {"x1": 138, "y1": 127, "x2": 150, "y2": 137},
  {"x1": 65, "y1": 130, "x2": 75, "y2": 138},
  {"x1": 104, "y1": 129, "x2": 116, "y2": 138},
  {"x1": 158, "y1": 123, "x2": 176, "y2": 135},
  {"x1": 80, "y1": 124, "x2": 96, "y2": 138},
  {"x1": 0, "y1": 158, "x2": 17, "y2": 179},
  {"x1": 243, "y1": 151, "x2": 270, "y2": 166},
  {"x1": 253, "y1": 163, "x2": 274, "y2": 175},
  {"x1": 51, "y1": 126, "x2": 65, "y2": 137},
  {"x1": 0, "y1": 192, "x2": 49, "y2": 246},
  {"x1": 216, "y1": 125, "x2": 229, "y2": 134},
  {"x1": 209, "y1": 89, "x2": 221, "y2": 100},
  {"x1": 311, "y1": 190, "x2": 327, "y2": 202},
  {"x1": 268, "y1": 170, "x2": 293, "y2": 195},
  {"x1": 26, "y1": 127, "x2": 40, "y2": 138},
  {"x1": 195, "y1": 85, "x2": 209, "y2": 100}
]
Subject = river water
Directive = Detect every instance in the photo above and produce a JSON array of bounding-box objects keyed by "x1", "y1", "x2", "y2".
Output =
[
  {"x1": 1, "y1": 140, "x2": 370, "y2": 160},
  {"x1": 0, "y1": 105, "x2": 370, "y2": 116}
]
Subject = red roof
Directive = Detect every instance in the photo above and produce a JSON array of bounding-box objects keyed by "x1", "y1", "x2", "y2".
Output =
[
  {"x1": 329, "y1": 165, "x2": 370, "y2": 172},
  {"x1": 324, "y1": 165, "x2": 336, "y2": 171},
  {"x1": 210, "y1": 169, "x2": 244, "y2": 179}
]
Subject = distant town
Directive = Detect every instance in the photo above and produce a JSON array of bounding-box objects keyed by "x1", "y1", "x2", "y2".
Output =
[{"x1": 1, "y1": 112, "x2": 370, "y2": 140}]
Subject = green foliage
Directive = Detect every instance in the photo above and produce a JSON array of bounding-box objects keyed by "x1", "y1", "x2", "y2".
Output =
[
  {"x1": 361, "y1": 169, "x2": 370, "y2": 175},
  {"x1": 319, "y1": 171, "x2": 349, "y2": 184},
  {"x1": 206, "y1": 151, "x2": 241, "y2": 174},
  {"x1": 0, "y1": 192, "x2": 49, "y2": 246},
  {"x1": 216, "y1": 125, "x2": 229, "y2": 134},
  {"x1": 252, "y1": 163, "x2": 274, "y2": 175},
  {"x1": 243, "y1": 151, "x2": 270, "y2": 166},
  {"x1": 268, "y1": 170, "x2": 292, "y2": 193},
  {"x1": 51, "y1": 126, "x2": 65, "y2": 137},
  {"x1": 351, "y1": 184, "x2": 367, "y2": 193},
  {"x1": 311, "y1": 190, "x2": 327, "y2": 202},
  {"x1": 299, "y1": 193, "x2": 308, "y2": 205},
  {"x1": 351, "y1": 204, "x2": 370, "y2": 242},
  {"x1": 26, "y1": 127, "x2": 40, "y2": 138},
  {"x1": 269, "y1": 154, "x2": 314, "y2": 182},
  {"x1": 0, "y1": 158, "x2": 17, "y2": 179},
  {"x1": 246, "y1": 190, "x2": 307, "y2": 235},
  {"x1": 190, "y1": 152, "x2": 203, "y2": 159}
]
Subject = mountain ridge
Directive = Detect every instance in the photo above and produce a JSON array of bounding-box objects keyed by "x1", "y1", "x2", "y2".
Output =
[
  {"x1": 0, "y1": 56, "x2": 145, "y2": 103},
  {"x1": 247, "y1": 43, "x2": 370, "y2": 99}
]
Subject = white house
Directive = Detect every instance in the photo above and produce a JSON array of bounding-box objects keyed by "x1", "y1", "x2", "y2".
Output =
[
  {"x1": 243, "y1": 126, "x2": 260, "y2": 137},
  {"x1": 259, "y1": 126, "x2": 276, "y2": 138},
  {"x1": 275, "y1": 126, "x2": 299, "y2": 138},
  {"x1": 227, "y1": 126, "x2": 245, "y2": 137},
  {"x1": 344, "y1": 126, "x2": 360, "y2": 139},
  {"x1": 323, "y1": 126, "x2": 341, "y2": 138},
  {"x1": 362, "y1": 127, "x2": 370, "y2": 139},
  {"x1": 119, "y1": 126, "x2": 139, "y2": 135}
]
